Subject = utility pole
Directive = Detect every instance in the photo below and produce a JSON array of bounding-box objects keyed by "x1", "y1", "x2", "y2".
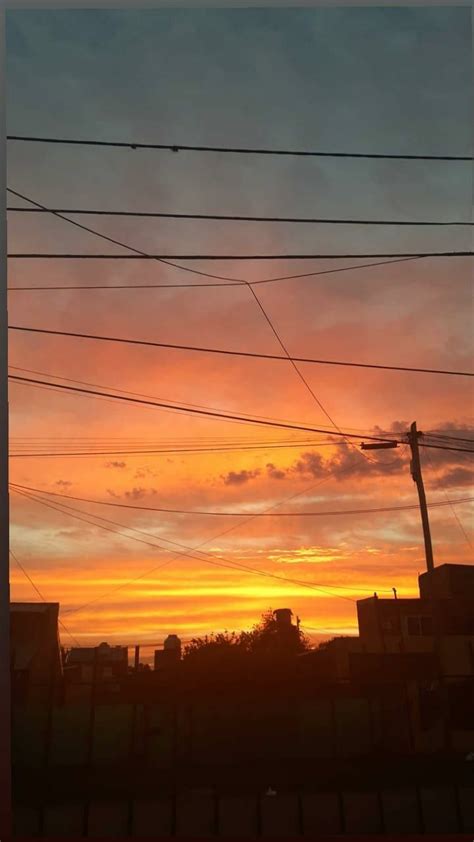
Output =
[
  {"x1": 407, "y1": 421, "x2": 434, "y2": 573},
  {"x1": 0, "y1": 8, "x2": 12, "y2": 839},
  {"x1": 361, "y1": 421, "x2": 434, "y2": 574}
]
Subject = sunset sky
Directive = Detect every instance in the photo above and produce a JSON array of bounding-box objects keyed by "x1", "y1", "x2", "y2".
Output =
[{"x1": 6, "y1": 7, "x2": 473, "y2": 650}]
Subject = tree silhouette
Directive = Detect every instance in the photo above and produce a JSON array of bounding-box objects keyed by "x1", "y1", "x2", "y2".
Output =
[{"x1": 183, "y1": 609, "x2": 310, "y2": 668}]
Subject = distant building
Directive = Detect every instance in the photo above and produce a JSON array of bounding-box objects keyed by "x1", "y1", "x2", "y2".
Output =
[
  {"x1": 66, "y1": 641, "x2": 128, "y2": 684},
  {"x1": 355, "y1": 563, "x2": 474, "y2": 749},
  {"x1": 356, "y1": 563, "x2": 474, "y2": 677},
  {"x1": 10, "y1": 602, "x2": 62, "y2": 703},
  {"x1": 154, "y1": 634, "x2": 182, "y2": 671},
  {"x1": 299, "y1": 636, "x2": 363, "y2": 682}
]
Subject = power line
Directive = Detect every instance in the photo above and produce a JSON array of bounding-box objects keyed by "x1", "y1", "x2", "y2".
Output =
[
  {"x1": 9, "y1": 441, "x2": 340, "y2": 458},
  {"x1": 6, "y1": 186, "x2": 247, "y2": 284},
  {"x1": 6, "y1": 379, "x2": 378, "y2": 450},
  {"x1": 10, "y1": 483, "x2": 473, "y2": 519},
  {"x1": 424, "y1": 451, "x2": 473, "y2": 550},
  {"x1": 7, "y1": 374, "x2": 404, "y2": 442},
  {"x1": 6, "y1": 364, "x2": 400, "y2": 447},
  {"x1": 8, "y1": 206, "x2": 473, "y2": 226},
  {"x1": 9, "y1": 548, "x2": 80, "y2": 646},
  {"x1": 9, "y1": 362, "x2": 369, "y2": 432},
  {"x1": 9, "y1": 376, "x2": 472, "y2": 454},
  {"x1": 418, "y1": 442, "x2": 474, "y2": 455},
  {"x1": 9, "y1": 251, "x2": 474, "y2": 260},
  {"x1": 9, "y1": 365, "x2": 312, "y2": 430},
  {"x1": 5, "y1": 187, "x2": 424, "y2": 288},
  {"x1": 12, "y1": 487, "x2": 359, "y2": 603},
  {"x1": 243, "y1": 266, "x2": 375, "y2": 467},
  {"x1": 11, "y1": 463, "x2": 391, "y2": 615},
  {"x1": 7, "y1": 135, "x2": 473, "y2": 160},
  {"x1": 7, "y1": 257, "x2": 423, "y2": 291},
  {"x1": 425, "y1": 432, "x2": 474, "y2": 445},
  {"x1": 10, "y1": 326, "x2": 472, "y2": 378}
]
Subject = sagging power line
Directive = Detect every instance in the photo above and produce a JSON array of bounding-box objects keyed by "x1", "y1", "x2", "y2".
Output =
[
  {"x1": 7, "y1": 134, "x2": 473, "y2": 160},
  {"x1": 8, "y1": 206, "x2": 474, "y2": 226},
  {"x1": 10, "y1": 483, "x2": 474, "y2": 519},
  {"x1": 9, "y1": 375, "x2": 474, "y2": 456},
  {"x1": 9, "y1": 326, "x2": 472, "y2": 377},
  {"x1": 7, "y1": 188, "x2": 428, "y2": 289},
  {"x1": 12, "y1": 486, "x2": 360, "y2": 603},
  {"x1": 9, "y1": 251, "x2": 474, "y2": 260}
]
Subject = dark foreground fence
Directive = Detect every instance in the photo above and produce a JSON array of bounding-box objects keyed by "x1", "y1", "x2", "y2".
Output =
[
  {"x1": 13, "y1": 782, "x2": 474, "y2": 837},
  {"x1": 11, "y1": 672, "x2": 474, "y2": 836}
]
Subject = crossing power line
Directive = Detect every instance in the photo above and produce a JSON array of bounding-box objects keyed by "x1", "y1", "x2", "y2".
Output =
[
  {"x1": 9, "y1": 375, "x2": 473, "y2": 455},
  {"x1": 9, "y1": 549, "x2": 80, "y2": 646},
  {"x1": 16, "y1": 486, "x2": 420, "y2": 607},
  {"x1": 10, "y1": 456, "x2": 398, "y2": 616},
  {"x1": 9, "y1": 251, "x2": 474, "y2": 260},
  {"x1": 8, "y1": 375, "x2": 403, "y2": 440},
  {"x1": 8, "y1": 206, "x2": 474, "y2": 226},
  {"x1": 7, "y1": 188, "x2": 432, "y2": 293},
  {"x1": 10, "y1": 483, "x2": 473, "y2": 519},
  {"x1": 7, "y1": 257, "x2": 423, "y2": 291},
  {"x1": 9, "y1": 326, "x2": 473, "y2": 378},
  {"x1": 12, "y1": 486, "x2": 359, "y2": 603}
]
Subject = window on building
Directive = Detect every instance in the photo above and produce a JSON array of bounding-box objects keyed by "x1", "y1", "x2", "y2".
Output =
[{"x1": 406, "y1": 615, "x2": 434, "y2": 636}]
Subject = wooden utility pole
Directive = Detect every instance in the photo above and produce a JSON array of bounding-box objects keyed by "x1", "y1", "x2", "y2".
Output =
[{"x1": 408, "y1": 421, "x2": 434, "y2": 573}]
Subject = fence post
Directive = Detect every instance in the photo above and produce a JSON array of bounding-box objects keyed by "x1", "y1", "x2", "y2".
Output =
[
  {"x1": 82, "y1": 802, "x2": 89, "y2": 837},
  {"x1": 415, "y1": 784, "x2": 424, "y2": 833},
  {"x1": 170, "y1": 787, "x2": 177, "y2": 837},
  {"x1": 377, "y1": 789, "x2": 385, "y2": 833},
  {"x1": 367, "y1": 695, "x2": 376, "y2": 751},
  {"x1": 297, "y1": 791, "x2": 304, "y2": 836},
  {"x1": 127, "y1": 646, "x2": 140, "y2": 836},
  {"x1": 126, "y1": 798, "x2": 134, "y2": 837},
  {"x1": 129, "y1": 646, "x2": 140, "y2": 761},
  {"x1": 453, "y1": 783, "x2": 464, "y2": 832},
  {"x1": 82, "y1": 646, "x2": 99, "y2": 835},
  {"x1": 330, "y1": 697, "x2": 337, "y2": 757},
  {"x1": 213, "y1": 785, "x2": 219, "y2": 836},
  {"x1": 337, "y1": 789, "x2": 346, "y2": 833},
  {"x1": 86, "y1": 647, "x2": 98, "y2": 769},
  {"x1": 43, "y1": 646, "x2": 58, "y2": 770},
  {"x1": 255, "y1": 793, "x2": 262, "y2": 837},
  {"x1": 337, "y1": 791, "x2": 345, "y2": 834}
]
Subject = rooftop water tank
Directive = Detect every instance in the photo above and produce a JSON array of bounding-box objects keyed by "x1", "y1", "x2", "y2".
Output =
[
  {"x1": 273, "y1": 608, "x2": 293, "y2": 627},
  {"x1": 164, "y1": 634, "x2": 181, "y2": 652}
]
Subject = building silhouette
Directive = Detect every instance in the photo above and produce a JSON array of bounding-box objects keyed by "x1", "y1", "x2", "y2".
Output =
[{"x1": 10, "y1": 602, "x2": 62, "y2": 703}]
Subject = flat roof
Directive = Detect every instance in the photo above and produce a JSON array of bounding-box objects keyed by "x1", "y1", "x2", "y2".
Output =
[{"x1": 10, "y1": 602, "x2": 59, "y2": 613}]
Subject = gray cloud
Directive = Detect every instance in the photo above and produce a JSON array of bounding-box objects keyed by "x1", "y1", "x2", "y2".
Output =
[
  {"x1": 432, "y1": 467, "x2": 473, "y2": 490},
  {"x1": 55, "y1": 479, "x2": 72, "y2": 488},
  {"x1": 106, "y1": 486, "x2": 157, "y2": 500},
  {"x1": 124, "y1": 487, "x2": 157, "y2": 501},
  {"x1": 222, "y1": 469, "x2": 261, "y2": 486},
  {"x1": 105, "y1": 461, "x2": 127, "y2": 469},
  {"x1": 134, "y1": 467, "x2": 158, "y2": 479},
  {"x1": 291, "y1": 452, "x2": 325, "y2": 479},
  {"x1": 266, "y1": 463, "x2": 287, "y2": 480}
]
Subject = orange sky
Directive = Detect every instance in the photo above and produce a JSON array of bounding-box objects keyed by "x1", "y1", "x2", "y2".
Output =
[
  {"x1": 7, "y1": 7, "x2": 473, "y2": 649},
  {"x1": 8, "y1": 258, "x2": 473, "y2": 646}
]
